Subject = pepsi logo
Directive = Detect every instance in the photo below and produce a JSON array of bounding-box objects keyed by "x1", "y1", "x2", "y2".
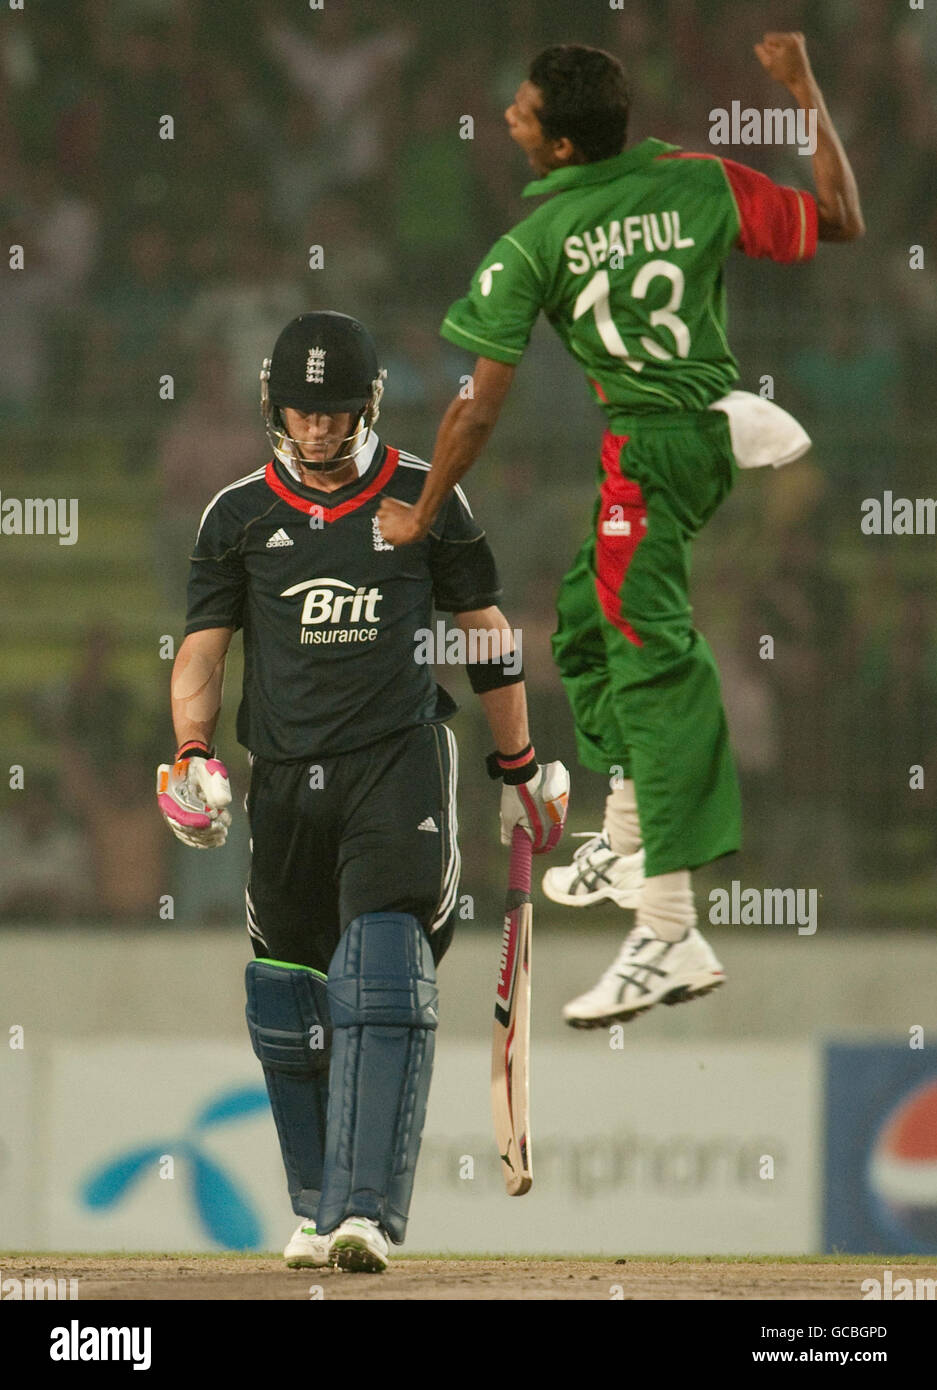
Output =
[{"x1": 867, "y1": 1078, "x2": 937, "y2": 1248}]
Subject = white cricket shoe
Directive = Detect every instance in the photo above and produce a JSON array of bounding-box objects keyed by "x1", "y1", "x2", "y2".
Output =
[
  {"x1": 542, "y1": 832, "x2": 644, "y2": 908},
  {"x1": 284, "y1": 1220, "x2": 332, "y2": 1269},
  {"x1": 563, "y1": 925, "x2": 725, "y2": 1028},
  {"x1": 328, "y1": 1216, "x2": 390, "y2": 1274}
]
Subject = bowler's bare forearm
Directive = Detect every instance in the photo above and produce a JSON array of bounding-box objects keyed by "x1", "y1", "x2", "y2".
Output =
[
  {"x1": 412, "y1": 359, "x2": 516, "y2": 532},
  {"x1": 790, "y1": 71, "x2": 864, "y2": 240},
  {"x1": 756, "y1": 32, "x2": 864, "y2": 242},
  {"x1": 171, "y1": 627, "x2": 233, "y2": 751}
]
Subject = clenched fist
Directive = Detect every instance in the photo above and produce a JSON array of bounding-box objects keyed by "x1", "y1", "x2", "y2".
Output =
[
  {"x1": 375, "y1": 496, "x2": 430, "y2": 548},
  {"x1": 754, "y1": 31, "x2": 813, "y2": 88}
]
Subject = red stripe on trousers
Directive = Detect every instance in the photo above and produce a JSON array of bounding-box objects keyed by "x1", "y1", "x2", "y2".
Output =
[{"x1": 594, "y1": 431, "x2": 645, "y2": 647}]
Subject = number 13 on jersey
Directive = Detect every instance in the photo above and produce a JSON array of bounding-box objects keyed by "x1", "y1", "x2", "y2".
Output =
[{"x1": 573, "y1": 260, "x2": 691, "y2": 372}]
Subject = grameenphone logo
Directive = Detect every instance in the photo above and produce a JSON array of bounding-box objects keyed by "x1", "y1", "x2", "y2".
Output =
[{"x1": 79, "y1": 1085, "x2": 270, "y2": 1248}]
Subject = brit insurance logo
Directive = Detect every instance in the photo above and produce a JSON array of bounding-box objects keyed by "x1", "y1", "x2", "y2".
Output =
[{"x1": 281, "y1": 576, "x2": 382, "y2": 645}]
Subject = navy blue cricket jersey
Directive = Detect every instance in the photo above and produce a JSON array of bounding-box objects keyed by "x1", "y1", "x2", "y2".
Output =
[{"x1": 185, "y1": 434, "x2": 502, "y2": 761}]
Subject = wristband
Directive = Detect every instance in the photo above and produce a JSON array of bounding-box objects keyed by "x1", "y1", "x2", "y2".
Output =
[
  {"x1": 486, "y1": 743, "x2": 537, "y2": 785},
  {"x1": 176, "y1": 740, "x2": 212, "y2": 761},
  {"x1": 467, "y1": 659, "x2": 525, "y2": 695}
]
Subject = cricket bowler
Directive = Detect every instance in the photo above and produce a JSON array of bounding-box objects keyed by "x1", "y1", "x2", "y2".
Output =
[
  {"x1": 377, "y1": 34, "x2": 863, "y2": 1028},
  {"x1": 157, "y1": 312, "x2": 569, "y2": 1271}
]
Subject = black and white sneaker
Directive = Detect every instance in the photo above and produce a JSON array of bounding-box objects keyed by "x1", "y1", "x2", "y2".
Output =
[
  {"x1": 542, "y1": 832, "x2": 644, "y2": 908},
  {"x1": 563, "y1": 926, "x2": 725, "y2": 1028}
]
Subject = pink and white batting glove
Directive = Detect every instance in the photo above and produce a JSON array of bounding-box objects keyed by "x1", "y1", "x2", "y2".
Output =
[
  {"x1": 487, "y1": 745, "x2": 570, "y2": 853},
  {"x1": 157, "y1": 741, "x2": 232, "y2": 849}
]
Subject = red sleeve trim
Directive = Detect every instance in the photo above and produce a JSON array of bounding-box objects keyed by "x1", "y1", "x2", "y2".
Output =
[{"x1": 719, "y1": 158, "x2": 818, "y2": 263}]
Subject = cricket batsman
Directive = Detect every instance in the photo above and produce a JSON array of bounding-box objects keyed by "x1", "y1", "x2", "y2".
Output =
[
  {"x1": 377, "y1": 34, "x2": 863, "y2": 1026},
  {"x1": 156, "y1": 312, "x2": 569, "y2": 1272}
]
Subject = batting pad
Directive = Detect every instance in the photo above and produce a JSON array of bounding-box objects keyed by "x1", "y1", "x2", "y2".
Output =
[
  {"x1": 245, "y1": 958, "x2": 332, "y2": 1218},
  {"x1": 317, "y1": 913, "x2": 438, "y2": 1245}
]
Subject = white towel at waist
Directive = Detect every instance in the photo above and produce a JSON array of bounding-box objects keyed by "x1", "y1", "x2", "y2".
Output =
[{"x1": 708, "y1": 389, "x2": 811, "y2": 468}]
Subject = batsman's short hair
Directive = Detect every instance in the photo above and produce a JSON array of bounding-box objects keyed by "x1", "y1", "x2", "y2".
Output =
[{"x1": 528, "y1": 44, "x2": 630, "y2": 163}]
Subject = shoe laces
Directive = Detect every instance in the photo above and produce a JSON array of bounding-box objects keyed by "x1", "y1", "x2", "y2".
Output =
[
  {"x1": 604, "y1": 926, "x2": 663, "y2": 977},
  {"x1": 583, "y1": 929, "x2": 670, "y2": 1001},
  {"x1": 570, "y1": 831, "x2": 610, "y2": 863}
]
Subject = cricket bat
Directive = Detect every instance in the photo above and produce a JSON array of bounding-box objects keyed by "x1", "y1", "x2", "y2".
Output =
[{"x1": 491, "y1": 825, "x2": 533, "y2": 1195}]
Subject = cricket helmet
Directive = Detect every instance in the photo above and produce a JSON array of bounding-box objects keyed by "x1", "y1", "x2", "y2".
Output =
[{"x1": 260, "y1": 311, "x2": 386, "y2": 472}]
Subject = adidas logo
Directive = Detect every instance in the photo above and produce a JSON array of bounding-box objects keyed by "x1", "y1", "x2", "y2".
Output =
[
  {"x1": 417, "y1": 817, "x2": 438, "y2": 833},
  {"x1": 266, "y1": 528, "x2": 294, "y2": 549},
  {"x1": 372, "y1": 515, "x2": 393, "y2": 551}
]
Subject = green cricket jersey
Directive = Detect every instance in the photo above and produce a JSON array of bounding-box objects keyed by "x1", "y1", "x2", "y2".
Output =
[{"x1": 441, "y1": 138, "x2": 818, "y2": 424}]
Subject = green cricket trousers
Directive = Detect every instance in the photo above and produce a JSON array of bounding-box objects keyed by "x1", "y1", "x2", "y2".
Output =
[{"x1": 552, "y1": 409, "x2": 741, "y2": 877}]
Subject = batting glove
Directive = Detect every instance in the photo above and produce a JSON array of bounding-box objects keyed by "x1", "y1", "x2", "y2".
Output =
[
  {"x1": 487, "y1": 744, "x2": 570, "y2": 853},
  {"x1": 157, "y1": 742, "x2": 232, "y2": 849}
]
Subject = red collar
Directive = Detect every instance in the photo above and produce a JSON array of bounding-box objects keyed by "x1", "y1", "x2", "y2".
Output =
[{"x1": 264, "y1": 446, "x2": 399, "y2": 522}]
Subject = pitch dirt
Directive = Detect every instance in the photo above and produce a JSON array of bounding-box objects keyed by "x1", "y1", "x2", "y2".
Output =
[{"x1": 3, "y1": 1254, "x2": 934, "y2": 1301}]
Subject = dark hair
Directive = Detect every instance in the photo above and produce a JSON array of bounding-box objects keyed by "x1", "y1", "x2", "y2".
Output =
[{"x1": 528, "y1": 45, "x2": 630, "y2": 162}]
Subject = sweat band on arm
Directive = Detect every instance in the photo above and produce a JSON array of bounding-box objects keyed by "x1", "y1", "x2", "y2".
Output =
[
  {"x1": 466, "y1": 659, "x2": 525, "y2": 695},
  {"x1": 176, "y1": 740, "x2": 213, "y2": 761},
  {"x1": 486, "y1": 743, "x2": 537, "y2": 785}
]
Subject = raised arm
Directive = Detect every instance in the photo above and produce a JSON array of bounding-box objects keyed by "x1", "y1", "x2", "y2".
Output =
[
  {"x1": 376, "y1": 358, "x2": 515, "y2": 546},
  {"x1": 755, "y1": 31, "x2": 865, "y2": 242}
]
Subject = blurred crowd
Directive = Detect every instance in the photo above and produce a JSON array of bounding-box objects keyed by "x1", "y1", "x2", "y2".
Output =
[{"x1": 1, "y1": 0, "x2": 935, "y2": 922}]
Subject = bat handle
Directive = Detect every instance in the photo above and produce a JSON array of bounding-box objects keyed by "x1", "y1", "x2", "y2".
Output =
[{"x1": 509, "y1": 825, "x2": 533, "y2": 895}]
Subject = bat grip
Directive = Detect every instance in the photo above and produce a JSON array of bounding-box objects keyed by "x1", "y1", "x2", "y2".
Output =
[{"x1": 509, "y1": 825, "x2": 533, "y2": 894}]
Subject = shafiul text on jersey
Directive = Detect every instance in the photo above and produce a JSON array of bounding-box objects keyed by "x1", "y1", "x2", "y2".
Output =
[{"x1": 564, "y1": 211, "x2": 696, "y2": 275}]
